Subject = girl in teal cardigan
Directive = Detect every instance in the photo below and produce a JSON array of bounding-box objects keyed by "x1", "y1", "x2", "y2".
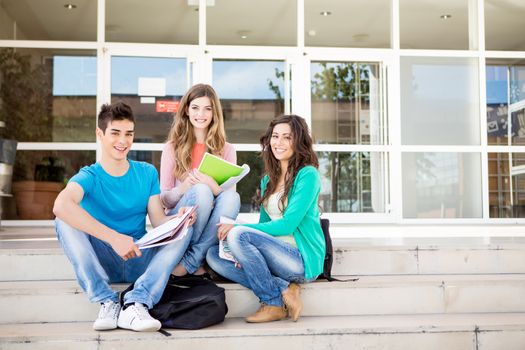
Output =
[{"x1": 206, "y1": 115, "x2": 325, "y2": 323}]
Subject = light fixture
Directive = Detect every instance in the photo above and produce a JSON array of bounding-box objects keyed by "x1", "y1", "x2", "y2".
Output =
[
  {"x1": 64, "y1": 4, "x2": 77, "y2": 9},
  {"x1": 440, "y1": 14, "x2": 452, "y2": 20},
  {"x1": 237, "y1": 30, "x2": 250, "y2": 39},
  {"x1": 320, "y1": 11, "x2": 331, "y2": 16}
]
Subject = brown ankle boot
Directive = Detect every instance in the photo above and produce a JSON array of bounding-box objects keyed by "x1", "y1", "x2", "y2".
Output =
[
  {"x1": 282, "y1": 283, "x2": 302, "y2": 322},
  {"x1": 245, "y1": 305, "x2": 287, "y2": 323}
]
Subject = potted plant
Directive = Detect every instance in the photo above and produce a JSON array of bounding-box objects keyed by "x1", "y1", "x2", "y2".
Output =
[{"x1": 12, "y1": 156, "x2": 65, "y2": 219}]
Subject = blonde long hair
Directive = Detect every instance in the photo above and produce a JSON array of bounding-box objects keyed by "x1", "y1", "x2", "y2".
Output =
[{"x1": 168, "y1": 84, "x2": 226, "y2": 180}]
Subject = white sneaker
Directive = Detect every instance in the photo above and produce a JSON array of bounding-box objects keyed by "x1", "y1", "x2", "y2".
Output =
[
  {"x1": 93, "y1": 300, "x2": 121, "y2": 331},
  {"x1": 117, "y1": 303, "x2": 161, "y2": 332}
]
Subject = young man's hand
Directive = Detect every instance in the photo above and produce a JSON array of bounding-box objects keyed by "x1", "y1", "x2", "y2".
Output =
[
  {"x1": 217, "y1": 223, "x2": 234, "y2": 241},
  {"x1": 109, "y1": 233, "x2": 142, "y2": 261}
]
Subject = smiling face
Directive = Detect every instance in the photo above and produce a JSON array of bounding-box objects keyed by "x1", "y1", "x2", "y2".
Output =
[
  {"x1": 96, "y1": 119, "x2": 134, "y2": 162},
  {"x1": 270, "y1": 122, "x2": 294, "y2": 163},
  {"x1": 187, "y1": 96, "x2": 213, "y2": 132}
]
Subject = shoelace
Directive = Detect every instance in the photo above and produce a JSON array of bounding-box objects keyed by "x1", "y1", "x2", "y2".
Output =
[
  {"x1": 99, "y1": 301, "x2": 119, "y2": 319},
  {"x1": 130, "y1": 303, "x2": 152, "y2": 320}
]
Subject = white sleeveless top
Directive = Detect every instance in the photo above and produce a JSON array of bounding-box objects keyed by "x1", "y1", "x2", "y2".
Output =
[{"x1": 264, "y1": 191, "x2": 297, "y2": 247}]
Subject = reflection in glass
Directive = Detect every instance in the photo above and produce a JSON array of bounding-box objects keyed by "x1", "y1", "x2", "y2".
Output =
[
  {"x1": 106, "y1": 0, "x2": 197, "y2": 44},
  {"x1": 110, "y1": 56, "x2": 187, "y2": 143},
  {"x1": 318, "y1": 152, "x2": 387, "y2": 213},
  {"x1": 0, "y1": 0, "x2": 97, "y2": 41},
  {"x1": 305, "y1": 0, "x2": 390, "y2": 48},
  {"x1": 237, "y1": 152, "x2": 264, "y2": 213},
  {"x1": 400, "y1": 0, "x2": 471, "y2": 50},
  {"x1": 486, "y1": 60, "x2": 525, "y2": 145},
  {"x1": 213, "y1": 60, "x2": 285, "y2": 143},
  {"x1": 128, "y1": 151, "x2": 161, "y2": 174},
  {"x1": 401, "y1": 57, "x2": 480, "y2": 145},
  {"x1": 485, "y1": 1, "x2": 525, "y2": 51},
  {"x1": 488, "y1": 153, "x2": 525, "y2": 218},
  {"x1": 402, "y1": 153, "x2": 482, "y2": 218},
  {"x1": 207, "y1": 0, "x2": 296, "y2": 46},
  {"x1": 2, "y1": 151, "x2": 96, "y2": 220},
  {"x1": 311, "y1": 62, "x2": 385, "y2": 145},
  {"x1": 0, "y1": 48, "x2": 97, "y2": 143}
]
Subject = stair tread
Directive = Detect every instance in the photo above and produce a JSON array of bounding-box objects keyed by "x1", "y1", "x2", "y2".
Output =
[
  {"x1": 3, "y1": 231, "x2": 525, "y2": 251},
  {"x1": 2, "y1": 313, "x2": 525, "y2": 341},
  {"x1": 2, "y1": 274, "x2": 525, "y2": 298}
]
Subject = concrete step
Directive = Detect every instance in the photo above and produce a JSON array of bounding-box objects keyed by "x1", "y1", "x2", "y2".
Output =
[
  {"x1": 3, "y1": 274, "x2": 525, "y2": 324},
  {"x1": 2, "y1": 237, "x2": 525, "y2": 281},
  {"x1": 2, "y1": 313, "x2": 525, "y2": 350}
]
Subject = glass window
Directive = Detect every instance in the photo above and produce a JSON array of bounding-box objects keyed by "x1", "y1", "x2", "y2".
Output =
[
  {"x1": 3, "y1": 150, "x2": 96, "y2": 220},
  {"x1": 213, "y1": 60, "x2": 285, "y2": 143},
  {"x1": 106, "y1": 0, "x2": 198, "y2": 44},
  {"x1": 207, "y1": 0, "x2": 296, "y2": 46},
  {"x1": 402, "y1": 152, "x2": 482, "y2": 218},
  {"x1": 318, "y1": 152, "x2": 387, "y2": 213},
  {"x1": 400, "y1": 0, "x2": 472, "y2": 50},
  {"x1": 128, "y1": 151, "x2": 162, "y2": 173},
  {"x1": 486, "y1": 59, "x2": 525, "y2": 145},
  {"x1": 485, "y1": 1, "x2": 525, "y2": 51},
  {"x1": 0, "y1": 0, "x2": 96, "y2": 41},
  {"x1": 488, "y1": 152, "x2": 525, "y2": 218},
  {"x1": 311, "y1": 61, "x2": 386, "y2": 145},
  {"x1": 400, "y1": 57, "x2": 480, "y2": 145},
  {"x1": 237, "y1": 152, "x2": 264, "y2": 213},
  {"x1": 305, "y1": 0, "x2": 390, "y2": 48},
  {"x1": 0, "y1": 48, "x2": 97, "y2": 143},
  {"x1": 110, "y1": 56, "x2": 187, "y2": 143}
]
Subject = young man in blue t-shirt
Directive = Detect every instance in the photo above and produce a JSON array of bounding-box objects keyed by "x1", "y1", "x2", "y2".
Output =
[{"x1": 53, "y1": 102, "x2": 195, "y2": 332}]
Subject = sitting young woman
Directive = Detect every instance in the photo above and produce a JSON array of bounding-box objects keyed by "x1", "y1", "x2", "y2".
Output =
[
  {"x1": 160, "y1": 84, "x2": 240, "y2": 278},
  {"x1": 206, "y1": 114, "x2": 325, "y2": 323}
]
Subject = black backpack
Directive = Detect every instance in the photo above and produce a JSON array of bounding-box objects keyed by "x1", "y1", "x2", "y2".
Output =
[
  {"x1": 318, "y1": 218, "x2": 334, "y2": 280},
  {"x1": 318, "y1": 218, "x2": 358, "y2": 282},
  {"x1": 122, "y1": 275, "x2": 228, "y2": 331}
]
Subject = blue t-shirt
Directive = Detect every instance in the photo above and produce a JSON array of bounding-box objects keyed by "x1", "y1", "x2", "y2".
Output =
[{"x1": 70, "y1": 160, "x2": 160, "y2": 240}]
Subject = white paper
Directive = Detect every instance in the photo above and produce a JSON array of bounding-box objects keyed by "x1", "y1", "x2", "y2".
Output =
[
  {"x1": 136, "y1": 206, "x2": 195, "y2": 249},
  {"x1": 140, "y1": 96, "x2": 156, "y2": 104},
  {"x1": 139, "y1": 221, "x2": 190, "y2": 249},
  {"x1": 218, "y1": 216, "x2": 239, "y2": 263},
  {"x1": 219, "y1": 164, "x2": 250, "y2": 189},
  {"x1": 138, "y1": 77, "x2": 166, "y2": 97}
]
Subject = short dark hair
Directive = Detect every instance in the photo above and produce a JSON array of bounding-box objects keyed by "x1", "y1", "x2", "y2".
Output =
[{"x1": 97, "y1": 101, "x2": 135, "y2": 132}]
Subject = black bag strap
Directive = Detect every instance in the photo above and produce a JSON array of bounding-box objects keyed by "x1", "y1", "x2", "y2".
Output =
[{"x1": 320, "y1": 217, "x2": 359, "y2": 283}]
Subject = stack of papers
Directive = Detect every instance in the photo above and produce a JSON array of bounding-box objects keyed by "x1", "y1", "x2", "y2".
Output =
[
  {"x1": 136, "y1": 206, "x2": 197, "y2": 249},
  {"x1": 218, "y1": 216, "x2": 239, "y2": 263},
  {"x1": 197, "y1": 152, "x2": 250, "y2": 188}
]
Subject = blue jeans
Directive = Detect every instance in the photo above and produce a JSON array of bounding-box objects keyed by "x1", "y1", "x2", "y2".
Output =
[
  {"x1": 55, "y1": 218, "x2": 193, "y2": 308},
  {"x1": 168, "y1": 184, "x2": 240, "y2": 274},
  {"x1": 206, "y1": 226, "x2": 309, "y2": 307}
]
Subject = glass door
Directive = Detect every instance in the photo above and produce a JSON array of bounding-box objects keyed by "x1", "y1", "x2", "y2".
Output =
[{"x1": 107, "y1": 51, "x2": 191, "y2": 170}]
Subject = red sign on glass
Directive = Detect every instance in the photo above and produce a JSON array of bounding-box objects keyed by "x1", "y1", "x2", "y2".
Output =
[{"x1": 156, "y1": 100, "x2": 180, "y2": 113}]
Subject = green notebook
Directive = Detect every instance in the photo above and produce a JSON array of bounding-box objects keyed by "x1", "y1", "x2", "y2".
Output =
[{"x1": 197, "y1": 152, "x2": 249, "y2": 187}]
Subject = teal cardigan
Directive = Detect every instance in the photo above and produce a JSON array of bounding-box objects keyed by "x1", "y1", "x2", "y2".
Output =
[{"x1": 240, "y1": 166, "x2": 325, "y2": 279}]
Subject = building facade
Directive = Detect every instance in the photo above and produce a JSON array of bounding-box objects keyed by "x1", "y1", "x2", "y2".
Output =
[{"x1": 0, "y1": 0, "x2": 524, "y2": 227}]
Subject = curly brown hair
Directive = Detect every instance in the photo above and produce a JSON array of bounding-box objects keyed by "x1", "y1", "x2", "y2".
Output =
[
  {"x1": 167, "y1": 84, "x2": 226, "y2": 180},
  {"x1": 259, "y1": 115, "x2": 318, "y2": 212}
]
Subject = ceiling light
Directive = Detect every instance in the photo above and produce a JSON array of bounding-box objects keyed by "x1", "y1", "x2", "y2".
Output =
[
  {"x1": 440, "y1": 14, "x2": 452, "y2": 20},
  {"x1": 64, "y1": 4, "x2": 77, "y2": 9},
  {"x1": 320, "y1": 11, "x2": 331, "y2": 16},
  {"x1": 237, "y1": 30, "x2": 250, "y2": 39}
]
